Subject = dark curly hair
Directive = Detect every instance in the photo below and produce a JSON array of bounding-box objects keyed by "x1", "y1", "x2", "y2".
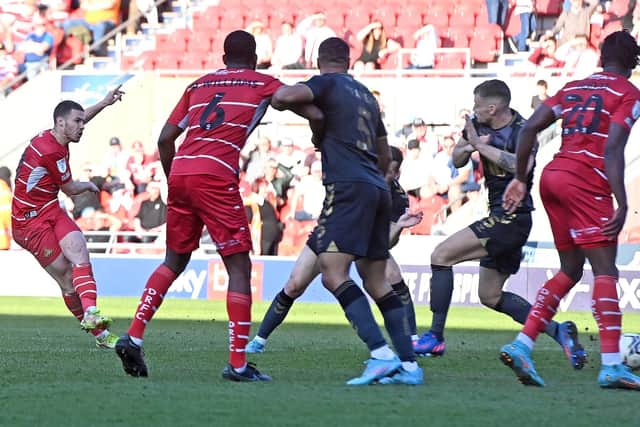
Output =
[{"x1": 600, "y1": 30, "x2": 640, "y2": 71}]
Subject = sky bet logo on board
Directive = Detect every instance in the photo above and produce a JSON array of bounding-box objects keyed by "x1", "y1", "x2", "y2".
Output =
[
  {"x1": 167, "y1": 268, "x2": 208, "y2": 299},
  {"x1": 207, "y1": 260, "x2": 264, "y2": 300}
]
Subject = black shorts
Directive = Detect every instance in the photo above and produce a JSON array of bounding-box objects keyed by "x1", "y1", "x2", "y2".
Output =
[
  {"x1": 307, "y1": 181, "x2": 390, "y2": 260},
  {"x1": 468, "y1": 211, "x2": 532, "y2": 274}
]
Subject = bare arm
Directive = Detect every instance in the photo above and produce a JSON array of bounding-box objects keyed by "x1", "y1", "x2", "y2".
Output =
[
  {"x1": 84, "y1": 85, "x2": 124, "y2": 123},
  {"x1": 271, "y1": 84, "x2": 314, "y2": 109},
  {"x1": 61, "y1": 180, "x2": 99, "y2": 196},
  {"x1": 271, "y1": 85, "x2": 325, "y2": 144},
  {"x1": 376, "y1": 136, "x2": 390, "y2": 175},
  {"x1": 474, "y1": 142, "x2": 536, "y2": 175},
  {"x1": 389, "y1": 210, "x2": 423, "y2": 247},
  {"x1": 157, "y1": 123, "x2": 183, "y2": 177},
  {"x1": 514, "y1": 104, "x2": 556, "y2": 181},
  {"x1": 602, "y1": 122, "x2": 630, "y2": 237},
  {"x1": 452, "y1": 138, "x2": 475, "y2": 168}
]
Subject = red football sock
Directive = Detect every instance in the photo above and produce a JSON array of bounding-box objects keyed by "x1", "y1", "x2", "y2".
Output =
[
  {"x1": 591, "y1": 275, "x2": 621, "y2": 354},
  {"x1": 522, "y1": 271, "x2": 575, "y2": 341},
  {"x1": 63, "y1": 292, "x2": 102, "y2": 337},
  {"x1": 227, "y1": 291, "x2": 252, "y2": 370},
  {"x1": 128, "y1": 264, "x2": 177, "y2": 340},
  {"x1": 72, "y1": 264, "x2": 97, "y2": 311}
]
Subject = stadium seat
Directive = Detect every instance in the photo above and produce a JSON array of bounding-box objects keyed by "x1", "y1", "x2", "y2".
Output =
[
  {"x1": 535, "y1": 0, "x2": 562, "y2": 15},
  {"x1": 372, "y1": 6, "x2": 398, "y2": 29},
  {"x1": 187, "y1": 31, "x2": 213, "y2": 53},
  {"x1": 470, "y1": 24, "x2": 503, "y2": 63},
  {"x1": 434, "y1": 51, "x2": 467, "y2": 70},
  {"x1": 344, "y1": 7, "x2": 371, "y2": 30},
  {"x1": 193, "y1": 7, "x2": 222, "y2": 32},
  {"x1": 153, "y1": 53, "x2": 180, "y2": 70},
  {"x1": 423, "y1": 4, "x2": 450, "y2": 27},
  {"x1": 180, "y1": 53, "x2": 206, "y2": 70},
  {"x1": 444, "y1": 26, "x2": 473, "y2": 48},
  {"x1": 449, "y1": 3, "x2": 476, "y2": 27},
  {"x1": 503, "y1": 6, "x2": 521, "y2": 38}
]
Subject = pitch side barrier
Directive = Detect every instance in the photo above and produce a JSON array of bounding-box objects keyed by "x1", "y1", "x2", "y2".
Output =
[{"x1": 1, "y1": 237, "x2": 639, "y2": 313}]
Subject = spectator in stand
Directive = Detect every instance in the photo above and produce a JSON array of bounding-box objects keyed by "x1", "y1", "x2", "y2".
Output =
[
  {"x1": 352, "y1": 21, "x2": 400, "y2": 71},
  {"x1": 244, "y1": 177, "x2": 283, "y2": 256},
  {"x1": 486, "y1": 0, "x2": 509, "y2": 27},
  {"x1": 264, "y1": 157, "x2": 294, "y2": 214},
  {"x1": 0, "y1": 166, "x2": 12, "y2": 250},
  {"x1": 134, "y1": 0, "x2": 158, "y2": 27},
  {"x1": 399, "y1": 139, "x2": 431, "y2": 198},
  {"x1": 407, "y1": 117, "x2": 439, "y2": 161},
  {"x1": 271, "y1": 21, "x2": 303, "y2": 69},
  {"x1": 102, "y1": 136, "x2": 131, "y2": 185},
  {"x1": 528, "y1": 35, "x2": 564, "y2": 68},
  {"x1": 66, "y1": 0, "x2": 119, "y2": 57},
  {"x1": 242, "y1": 134, "x2": 273, "y2": 182},
  {"x1": 425, "y1": 135, "x2": 480, "y2": 211},
  {"x1": 0, "y1": 40, "x2": 18, "y2": 93},
  {"x1": 19, "y1": 13, "x2": 54, "y2": 79},
  {"x1": 127, "y1": 140, "x2": 152, "y2": 194},
  {"x1": 70, "y1": 163, "x2": 103, "y2": 219},
  {"x1": 132, "y1": 181, "x2": 166, "y2": 243},
  {"x1": 0, "y1": 13, "x2": 15, "y2": 53},
  {"x1": 296, "y1": 12, "x2": 336, "y2": 68},
  {"x1": 275, "y1": 137, "x2": 306, "y2": 176},
  {"x1": 246, "y1": 21, "x2": 272, "y2": 69},
  {"x1": 514, "y1": 0, "x2": 536, "y2": 52},
  {"x1": 545, "y1": 0, "x2": 599, "y2": 48},
  {"x1": 407, "y1": 24, "x2": 437, "y2": 69},
  {"x1": 531, "y1": 79, "x2": 549, "y2": 110},
  {"x1": 75, "y1": 206, "x2": 123, "y2": 251},
  {"x1": 288, "y1": 160, "x2": 325, "y2": 221},
  {"x1": 557, "y1": 33, "x2": 599, "y2": 78}
]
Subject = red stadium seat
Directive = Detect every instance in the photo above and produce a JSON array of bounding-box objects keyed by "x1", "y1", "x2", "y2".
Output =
[
  {"x1": 180, "y1": 53, "x2": 205, "y2": 70},
  {"x1": 372, "y1": 6, "x2": 398, "y2": 29},
  {"x1": 423, "y1": 4, "x2": 450, "y2": 27},
  {"x1": 503, "y1": 6, "x2": 521, "y2": 37},
  {"x1": 344, "y1": 7, "x2": 371, "y2": 30},
  {"x1": 434, "y1": 51, "x2": 467, "y2": 70},
  {"x1": 535, "y1": 0, "x2": 562, "y2": 15},
  {"x1": 396, "y1": 9, "x2": 423, "y2": 34},
  {"x1": 449, "y1": 3, "x2": 476, "y2": 27},
  {"x1": 193, "y1": 7, "x2": 221, "y2": 32},
  {"x1": 153, "y1": 53, "x2": 180, "y2": 70},
  {"x1": 187, "y1": 31, "x2": 213, "y2": 53},
  {"x1": 443, "y1": 26, "x2": 473, "y2": 48},
  {"x1": 470, "y1": 24, "x2": 502, "y2": 63}
]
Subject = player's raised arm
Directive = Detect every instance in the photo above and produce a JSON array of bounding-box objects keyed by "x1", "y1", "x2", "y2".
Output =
[{"x1": 83, "y1": 85, "x2": 124, "y2": 123}]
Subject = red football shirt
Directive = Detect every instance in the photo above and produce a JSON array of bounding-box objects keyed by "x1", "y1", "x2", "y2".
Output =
[
  {"x1": 12, "y1": 130, "x2": 72, "y2": 223},
  {"x1": 544, "y1": 72, "x2": 640, "y2": 192},
  {"x1": 166, "y1": 68, "x2": 283, "y2": 182}
]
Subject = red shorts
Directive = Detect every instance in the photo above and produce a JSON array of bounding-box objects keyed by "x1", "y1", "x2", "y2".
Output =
[
  {"x1": 540, "y1": 167, "x2": 615, "y2": 251},
  {"x1": 12, "y1": 206, "x2": 80, "y2": 267},
  {"x1": 166, "y1": 174, "x2": 252, "y2": 256}
]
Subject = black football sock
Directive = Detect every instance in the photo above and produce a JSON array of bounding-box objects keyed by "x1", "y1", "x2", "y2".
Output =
[
  {"x1": 256, "y1": 289, "x2": 295, "y2": 340},
  {"x1": 429, "y1": 265, "x2": 453, "y2": 341},
  {"x1": 495, "y1": 291, "x2": 560, "y2": 343},
  {"x1": 391, "y1": 279, "x2": 417, "y2": 336},
  {"x1": 332, "y1": 280, "x2": 386, "y2": 351},
  {"x1": 376, "y1": 291, "x2": 415, "y2": 362}
]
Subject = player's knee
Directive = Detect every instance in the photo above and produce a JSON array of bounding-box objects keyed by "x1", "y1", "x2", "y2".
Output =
[
  {"x1": 430, "y1": 245, "x2": 451, "y2": 266},
  {"x1": 479, "y1": 291, "x2": 500, "y2": 308},
  {"x1": 284, "y1": 276, "x2": 307, "y2": 299}
]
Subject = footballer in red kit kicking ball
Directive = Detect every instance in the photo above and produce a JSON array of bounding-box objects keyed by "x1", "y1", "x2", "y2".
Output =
[{"x1": 12, "y1": 86, "x2": 125, "y2": 349}]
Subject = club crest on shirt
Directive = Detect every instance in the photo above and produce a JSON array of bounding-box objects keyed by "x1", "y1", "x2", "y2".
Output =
[{"x1": 56, "y1": 158, "x2": 67, "y2": 174}]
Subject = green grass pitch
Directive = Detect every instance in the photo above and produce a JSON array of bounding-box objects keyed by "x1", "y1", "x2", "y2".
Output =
[{"x1": 1, "y1": 296, "x2": 639, "y2": 427}]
